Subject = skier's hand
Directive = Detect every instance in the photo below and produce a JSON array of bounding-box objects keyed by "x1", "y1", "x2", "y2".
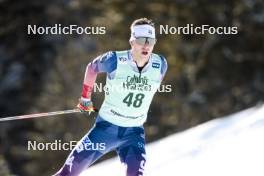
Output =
[{"x1": 77, "y1": 97, "x2": 94, "y2": 113}]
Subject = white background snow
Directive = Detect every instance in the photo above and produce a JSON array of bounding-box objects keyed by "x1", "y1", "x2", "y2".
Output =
[{"x1": 80, "y1": 104, "x2": 264, "y2": 176}]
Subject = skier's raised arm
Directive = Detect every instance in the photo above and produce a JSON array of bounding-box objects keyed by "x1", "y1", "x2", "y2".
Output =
[{"x1": 77, "y1": 51, "x2": 117, "y2": 112}]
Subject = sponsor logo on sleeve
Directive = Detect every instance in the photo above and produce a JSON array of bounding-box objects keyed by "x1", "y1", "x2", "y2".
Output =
[{"x1": 152, "y1": 62, "x2": 160, "y2": 68}]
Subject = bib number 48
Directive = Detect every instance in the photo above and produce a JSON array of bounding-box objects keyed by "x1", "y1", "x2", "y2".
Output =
[{"x1": 123, "y1": 93, "x2": 145, "y2": 108}]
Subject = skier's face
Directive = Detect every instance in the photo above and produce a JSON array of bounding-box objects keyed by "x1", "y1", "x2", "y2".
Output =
[{"x1": 130, "y1": 37, "x2": 156, "y2": 60}]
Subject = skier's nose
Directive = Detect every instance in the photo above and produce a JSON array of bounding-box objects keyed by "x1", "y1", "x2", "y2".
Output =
[{"x1": 142, "y1": 44, "x2": 150, "y2": 50}]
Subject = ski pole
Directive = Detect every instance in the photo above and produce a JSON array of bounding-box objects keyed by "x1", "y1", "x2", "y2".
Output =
[{"x1": 0, "y1": 108, "x2": 98, "y2": 122}]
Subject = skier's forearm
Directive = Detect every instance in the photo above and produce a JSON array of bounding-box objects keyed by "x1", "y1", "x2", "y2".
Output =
[{"x1": 81, "y1": 63, "x2": 98, "y2": 99}]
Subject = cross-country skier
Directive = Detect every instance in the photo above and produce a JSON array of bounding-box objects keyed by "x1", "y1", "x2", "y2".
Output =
[{"x1": 54, "y1": 17, "x2": 168, "y2": 176}]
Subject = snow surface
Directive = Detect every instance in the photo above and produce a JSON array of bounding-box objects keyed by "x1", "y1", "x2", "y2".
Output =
[{"x1": 80, "y1": 104, "x2": 264, "y2": 176}]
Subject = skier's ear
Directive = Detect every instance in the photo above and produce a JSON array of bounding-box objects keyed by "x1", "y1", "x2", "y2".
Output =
[{"x1": 129, "y1": 40, "x2": 133, "y2": 47}]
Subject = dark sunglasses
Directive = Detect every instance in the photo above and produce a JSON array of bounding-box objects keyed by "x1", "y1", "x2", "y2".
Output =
[{"x1": 135, "y1": 37, "x2": 156, "y2": 46}]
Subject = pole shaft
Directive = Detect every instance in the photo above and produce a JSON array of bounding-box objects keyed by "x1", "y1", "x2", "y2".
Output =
[{"x1": 0, "y1": 109, "x2": 80, "y2": 122}]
